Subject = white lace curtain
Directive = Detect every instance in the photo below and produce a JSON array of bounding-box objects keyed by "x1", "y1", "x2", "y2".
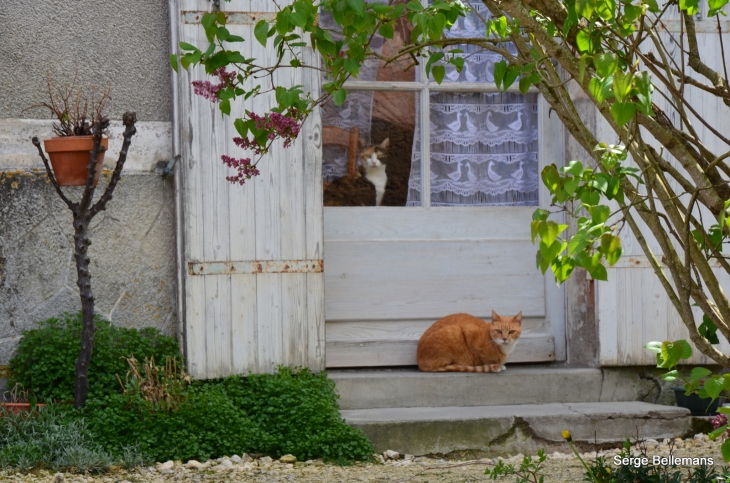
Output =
[{"x1": 320, "y1": 2, "x2": 539, "y2": 206}]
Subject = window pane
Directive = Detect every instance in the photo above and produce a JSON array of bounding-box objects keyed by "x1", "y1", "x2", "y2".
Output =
[
  {"x1": 322, "y1": 91, "x2": 419, "y2": 207},
  {"x1": 429, "y1": 92, "x2": 539, "y2": 206}
]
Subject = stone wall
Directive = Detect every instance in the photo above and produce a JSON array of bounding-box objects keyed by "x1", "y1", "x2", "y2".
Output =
[{"x1": 0, "y1": 0, "x2": 177, "y2": 370}]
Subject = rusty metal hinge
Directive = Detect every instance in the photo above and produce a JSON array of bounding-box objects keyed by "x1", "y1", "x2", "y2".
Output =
[{"x1": 188, "y1": 259, "x2": 323, "y2": 275}]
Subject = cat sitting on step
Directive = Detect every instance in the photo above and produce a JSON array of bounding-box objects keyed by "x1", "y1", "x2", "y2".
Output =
[{"x1": 416, "y1": 311, "x2": 522, "y2": 373}]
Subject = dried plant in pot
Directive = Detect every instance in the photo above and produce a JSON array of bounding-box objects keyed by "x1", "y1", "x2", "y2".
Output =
[
  {"x1": 1, "y1": 383, "x2": 45, "y2": 416},
  {"x1": 24, "y1": 74, "x2": 112, "y2": 186},
  {"x1": 26, "y1": 74, "x2": 139, "y2": 408}
]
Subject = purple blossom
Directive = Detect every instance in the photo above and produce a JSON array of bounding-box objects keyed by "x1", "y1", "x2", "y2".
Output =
[
  {"x1": 222, "y1": 155, "x2": 260, "y2": 185},
  {"x1": 191, "y1": 67, "x2": 237, "y2": 103},
  {"x1": 223, "y1": 109, "x2": 304, "y2": 185},
  {"x1": 712, "y1": 413, "x2": 730, "y2": 439}
]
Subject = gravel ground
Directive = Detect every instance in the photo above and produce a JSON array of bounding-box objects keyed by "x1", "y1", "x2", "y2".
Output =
[{"x1": 1, "y1": 434, "x2": 727, "y2": 483}]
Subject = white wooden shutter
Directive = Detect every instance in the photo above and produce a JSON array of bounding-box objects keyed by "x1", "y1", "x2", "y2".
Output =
[{"x1": 172, "y1": 0, "x2": 324, "y2": 378}]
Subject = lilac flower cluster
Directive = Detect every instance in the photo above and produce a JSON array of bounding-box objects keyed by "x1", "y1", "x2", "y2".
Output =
[
  {"x1": 223, "y1": 109, "x2": 303, "y2": 185},
  {"x1": 233, "y1": 111, "x2": 302, "y2": 153},
  {"x1": 712, "y1": 413, "x2": 730, "y2": 439},
  {"x1": 222, "y1": 155, "x2": 260, "y2": 185},
  {"x1": 191, "y1": 67, "x2": 237, "y2": 103}
]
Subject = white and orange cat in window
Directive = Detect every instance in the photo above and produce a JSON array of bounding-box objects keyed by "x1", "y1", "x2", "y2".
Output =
[{"x1": 417, "y1": 311, "x2": 522, "y2": 373}]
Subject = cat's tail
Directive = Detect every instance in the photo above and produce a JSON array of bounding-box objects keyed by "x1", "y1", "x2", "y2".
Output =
[{"x1": 434, "y1": 364, "x2": 502, "y2": 372}]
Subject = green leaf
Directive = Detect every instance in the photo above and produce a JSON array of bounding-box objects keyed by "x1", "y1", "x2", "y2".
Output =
[
  {"x1": 678, "y1": 340, "x2": 692, "y2": 359},
  {"x1": 503, "y1": 67, "x2": 520, "y2": 90},
  {"x1": 576, "y1": 0, "x2": 596, "y2": 19},
  {"x1": 333, "y1": 88, "x2": 348, "y2": 106},
  {"x1": 722, "y1": 439, "x2": 730, "y2": 462},
  {"x1": 589, "y1": 261, "x2": 608, "y2": 281},
  {"x1": 662, "y1": 370, "x2": 680, "y2": 382},
  {"x1": 519, "y1": 76, "x2": 533, "y2": 94},
  {"x1": 645, "y1": 341, "x2": 663, "y2": 353},
  {"x1": 568, "y1": 230, "x2": 589, "y2": 256},
  {"x1": 234, "y1": 118, "x2": 248, "y2": 138},
  {"x1": 589, "y1": 78, "x2": 606, "y2": 103},
  {"x1": 589, "y1": 205, "x2": 610, "y2": 224},
  {"x1": 179, "y1": 42, "x2": 198, "y2": 51},
  {"x1": 493, "y1": 61, "x2": 507, "y2": 89},
  {"x1": 432, "y1": 65, "x2": 446, "y2": 84},
  {"x1": 576, "y1": 29, "x2": 596, "y2": 53},
  {"x1": 593, "y1": 53, "x2": 618, "y2": 78},
  {"x1": 611, "y1": 101, "x2": 636, "y2": 126},
  {"x1": 255, "y1": 20, "x2": 270, "y2": 46},
  {"x1": 709, "y1": 424, "x2": 728, "y2": 440},
  {"x1": 540, "y1": 220, "x2": 567, "y2": 247},
  {"x1": 704, "y1": 376, "x2": 724, "y2": 401},
  {"x1": 540, "y1": 239, "x2": 565, "y2": 266},
  {"x1": 565, "y1": 160, "x2": 584, "y2": 176},
  {"x1": 699, "y1": 315, "x2": 721, "y2": 344},
  {"x1": 691, "y1": 367, "x2": 713, "y2": 381},
  {"x1": 600, "y1": 234, "x2": 622, "y2": 266},
  {"x1": 709, "y1": 0, "x2": 729, "y2": 16},
  {"x1": 679, "y1": 0, "x2": 701, "y2": 15},
  {"x1": 347, "y1": 0, "x2": 367, "y2": 15},
  {"x1": 613, "y1": 71, "x2": 634, "y2": 102},
  {"x1": 378, "y1": 23, "x2": 394, "y2": 39},
  {"x1": 219, "y1": 98, "x2": 231, "y2": 116},
  {"x1": 531, "y1": 220, "x2": 541, "y2": 244},
  {"x1": 169, "y1": 54, "x2": 179, "y2": 72}
]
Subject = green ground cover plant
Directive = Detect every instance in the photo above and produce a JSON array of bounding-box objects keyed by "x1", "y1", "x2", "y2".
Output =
[
  {"x1": 0, "y1": 404, "x2": 146, "y2": 472},
  {"x1": 84, "y1": 366, "x2": 374, "y2": 463},
  {"x1": 8, "y1": 315, "x2": 374, "y2": 466},
  {"x1": 9, "y1": 312, "x2": 181, "y2": 403}
]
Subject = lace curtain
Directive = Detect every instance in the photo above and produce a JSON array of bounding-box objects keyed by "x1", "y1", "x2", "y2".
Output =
[{"x1": 320, "y1": 1, "x2": 539, "y2": 206}]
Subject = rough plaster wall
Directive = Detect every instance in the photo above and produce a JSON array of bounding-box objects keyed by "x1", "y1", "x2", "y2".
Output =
[
  {"x1": 0, "y1": 172, "x2": 177, "y2": 365},
  {"x1": 0, "y1": 0, "x2": 172, "y2": 121}
]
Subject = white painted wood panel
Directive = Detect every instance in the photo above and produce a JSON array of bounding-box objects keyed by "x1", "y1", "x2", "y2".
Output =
[
  {"x1": 324, "y1": 240, "x2": 546, "y2": 321},
  {"x1": 173, "y1": 0, "x2": 324, "y2": 377},
  {"x1": 596, "y1": 21, "x2": 730, "y2": 365},
  {"x1": 326, "y1": 333, "x2": 555, "y2": 367}
]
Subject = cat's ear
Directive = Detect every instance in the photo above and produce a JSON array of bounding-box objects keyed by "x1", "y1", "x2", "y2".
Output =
[
  {"x1": 514, "y1": 311, "x2": 523, "y2": 325},
  {"x1": 491, "y1": 310, "x2": 500, "y2": 321},
  {"x1": 380, "y1": 138, "x2": 390, "y2": 149}
]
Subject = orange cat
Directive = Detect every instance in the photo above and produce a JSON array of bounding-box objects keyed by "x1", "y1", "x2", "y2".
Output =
[{"x1": 416, "y1": 311, "x2": 522, "y2": 372}]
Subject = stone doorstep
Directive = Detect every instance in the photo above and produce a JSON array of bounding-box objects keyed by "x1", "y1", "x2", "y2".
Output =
[
  {"x1": 341, "y1": 401, "x2": 692, "y2": 456},
  {"x1": 329, "y1": 366, "x2": 645, "y2": 410}
]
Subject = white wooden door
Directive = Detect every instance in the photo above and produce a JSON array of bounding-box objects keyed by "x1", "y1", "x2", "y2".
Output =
[
  {"x1": 171, "y1": 0, "x2": 324, "y2": 378},
  {"x1": 324, "y1": 95, "x2": 566, "y2": 367}
]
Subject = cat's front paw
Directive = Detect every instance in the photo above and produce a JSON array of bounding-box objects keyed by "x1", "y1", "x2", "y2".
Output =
[{"x1": 489, "y1": 364, "x2": 505, "y2": 373}]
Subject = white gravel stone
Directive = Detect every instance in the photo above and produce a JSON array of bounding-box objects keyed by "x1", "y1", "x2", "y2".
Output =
[
  {"x1": 158, "y1": 461, "x2": 174, "y2": 471},
  {"x1": 280, "y1": 454, "x2": 297, "y2": 464},
  {"x1": 384, "y1": 449, "x2": 400, "y2": 460},
  {"x1": 230, "y1": 455, "x2": 242, "y2": 464},
  {"x1": 184, "y1": 460, "x2": 203, "y2": 470},
  {"x1": 260, "y1": 456, "x2": 273, "y2": 465}
]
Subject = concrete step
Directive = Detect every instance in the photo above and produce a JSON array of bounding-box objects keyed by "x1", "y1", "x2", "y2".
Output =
[
  {"x1": 330, "y1": 366, "x2": 645, "y2": 410},
  {"x1": 341, "y1": 402, "x2": 692, "y2": 456}
]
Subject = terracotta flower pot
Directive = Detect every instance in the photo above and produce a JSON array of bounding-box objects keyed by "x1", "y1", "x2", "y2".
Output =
[
  {"x1": 0, "y1": 402, "x2": 46, "y2": 415},
  {"x1": 43, "y1": 136, "x2": 108, "y2": 186}
]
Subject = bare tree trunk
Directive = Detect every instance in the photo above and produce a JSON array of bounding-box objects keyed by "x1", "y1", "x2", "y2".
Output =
[{"x1": 32, "y1": 111, "x2": 138, "y2": 407}]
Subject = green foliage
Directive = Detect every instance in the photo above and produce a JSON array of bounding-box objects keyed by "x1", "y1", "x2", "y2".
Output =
[
  {"x1": 531, "y1": 144, "x2": 639, "y2": 283},
  {"x1": 83, "y1": 367, "x2": 374, "y2": 463},
  {"x1": 645, "y1": 340, "x2": 730, "y2": 462},
  {"x1": 9, "y1": 312, "x2": 181, "y2": 403},
  {"x1": 586, "y1": 438, "x2": 726, "y2": 483},
  {"x1": 484, "y1": 449, "x2": 547, "y2": 483},
  {"x1": 0, "y1": 404, "x2": 147, "y2": 472}
]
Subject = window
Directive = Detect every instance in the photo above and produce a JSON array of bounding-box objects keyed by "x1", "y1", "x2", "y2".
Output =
[{"x1": 321, "y1": 1, "x2": 539, "y2": 207}]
